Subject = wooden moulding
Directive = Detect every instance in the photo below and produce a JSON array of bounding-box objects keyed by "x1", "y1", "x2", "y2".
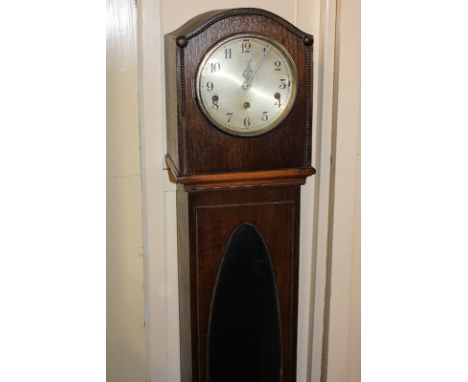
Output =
[{"x1": 166, "y1": 154, "x2": 316, "y2": 190}]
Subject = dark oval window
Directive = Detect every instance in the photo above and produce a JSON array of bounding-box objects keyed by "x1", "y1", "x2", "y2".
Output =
[{"x1": 208, "y1": 223, "x2": 281, "y2": 382}]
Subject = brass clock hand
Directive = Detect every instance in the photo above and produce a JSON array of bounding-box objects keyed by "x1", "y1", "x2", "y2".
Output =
[
  {"x1": 250, "y1": 46, "x2": 271, "y2": 85},
  {"x1": 242, "y1": 46, "x2": 271, "y2": 90}
]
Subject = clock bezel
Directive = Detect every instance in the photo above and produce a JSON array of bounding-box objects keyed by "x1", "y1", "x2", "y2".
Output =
[{"x1": 195, "y1": 33, "x2": 298, "y2": 137}]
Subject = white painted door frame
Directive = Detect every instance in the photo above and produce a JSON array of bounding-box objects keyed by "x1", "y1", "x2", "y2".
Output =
[{"x1": 137, "y1": 1, "x2": 340, "y2": 381}]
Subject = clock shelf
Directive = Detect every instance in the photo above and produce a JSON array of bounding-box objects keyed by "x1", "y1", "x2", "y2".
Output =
[{"x1": 166, "y1": 154, "x2": 315, "y2": 190}]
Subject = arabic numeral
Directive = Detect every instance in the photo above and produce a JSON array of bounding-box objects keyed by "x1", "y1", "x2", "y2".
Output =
[
  {"x1": 279, "y1": 79, "x2": 290, "y2": 89},
  {"x1": 274, "y1": 92, "x2": 283, "y2": 108},
  {"x1": 261, "y1": 112, "x2": 268, "y2": 121},
  {"x1": 225, "y1": 48, "x2": 232, "y2": 59},
  {"x1": 274, "y1": 60, "x2": 282, "y2": 71},
  {"x1": 210, "y1": 62, "x2": 221, "y2": 73},
  {"x1": 206, "y1": 81, "x2": 214, "y2": 92},
  {"x1": 244, "y1": 117, "x2": 251, "y2": 127},
  {"x1": 242, "y1": 41, "x2": 251, "y2": 54},
  {"x1": 226, "y1": 112, "x2": 233, "y2": 123},
  {"x1": 211, "y1": 95, "x2": 219, "y2": 110}
]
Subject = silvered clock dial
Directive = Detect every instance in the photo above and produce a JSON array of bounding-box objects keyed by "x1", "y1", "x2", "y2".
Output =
[{"x1": 195, "y1": 34, "x2": 298, "y2": 137}]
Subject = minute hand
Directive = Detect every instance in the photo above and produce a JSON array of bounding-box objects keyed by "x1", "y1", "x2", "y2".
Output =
[{"x1": 249, "y1": 46, "x2": 271, "y2": 86}]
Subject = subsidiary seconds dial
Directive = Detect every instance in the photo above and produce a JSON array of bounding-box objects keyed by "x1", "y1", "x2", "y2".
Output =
[{"x1": 195, "y1": 34, "x2": 298, "y2": 137}]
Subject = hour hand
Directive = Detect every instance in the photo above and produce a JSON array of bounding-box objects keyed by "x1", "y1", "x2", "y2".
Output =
[{"x1": 242, "y1": 46, "x2": 271, "y2": 90}]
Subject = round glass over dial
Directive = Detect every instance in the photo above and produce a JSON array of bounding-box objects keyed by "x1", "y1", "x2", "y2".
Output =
[{"x1": 195, "y1": 34, "x2": 298, "y2": 137}]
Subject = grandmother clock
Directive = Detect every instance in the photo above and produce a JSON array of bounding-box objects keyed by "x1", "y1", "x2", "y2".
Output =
[{"x1": 164, "y1": 8, "x2": 315, "y2": 382}]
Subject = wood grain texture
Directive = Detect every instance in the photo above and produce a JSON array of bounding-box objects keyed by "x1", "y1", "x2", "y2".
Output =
[
  {"x1": 166, "y1": 153, "x2": 315, "y2": 190},
  {"x1": 176, "y1": 185, "x2": 301, "y2": 382},
  {"x1": 165, "y1": 8, "x2": 316, "y2": 382},
  {"x1": 165, "y1": 8, "x2": 314, "y2": 176},
  {"x1": 176, "y1": 190, "x2": 192, "y2": 382}
]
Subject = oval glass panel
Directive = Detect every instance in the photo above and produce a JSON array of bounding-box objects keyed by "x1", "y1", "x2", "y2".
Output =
[{"x1": 208, "y1": 224, "x2": 281, "y2": 382}]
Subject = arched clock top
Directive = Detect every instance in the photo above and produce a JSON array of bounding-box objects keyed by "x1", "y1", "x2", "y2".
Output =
[{"x1": 167, "y1": 8, "x2": 314, "y2": 45}]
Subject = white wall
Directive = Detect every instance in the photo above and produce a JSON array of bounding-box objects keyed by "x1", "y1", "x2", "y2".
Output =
[
  {"x1": 324, "y1": 0, "x2": 361, "y2": 380},
  {"x1": 107, "y1": 0, "x2": 147, "y2": 380}
]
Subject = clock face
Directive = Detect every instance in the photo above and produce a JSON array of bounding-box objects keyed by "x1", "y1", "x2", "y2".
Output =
[{"x1": 195, "y1": 34, "x2": 298, "y2": 137}]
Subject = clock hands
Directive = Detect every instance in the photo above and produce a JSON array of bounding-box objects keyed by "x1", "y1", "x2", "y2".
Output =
[
  {"x1": 242, "y1": 45, "x2": 271, "y2": 90},
  {"x1": 242, "y1": 50, "x2": 253, "y2": 89},
  {"x1": 250, "y1": 46, "x2": 271, "y2": 84}
]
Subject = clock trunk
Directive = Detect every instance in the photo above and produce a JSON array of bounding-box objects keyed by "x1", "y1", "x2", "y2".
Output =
[{"x1": 177, "y1": 185, "x2": 301, "y2": 382}]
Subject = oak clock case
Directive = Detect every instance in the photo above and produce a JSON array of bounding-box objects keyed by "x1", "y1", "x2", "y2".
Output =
[{"x1": 165, "y1": 8, "x2": 315, "y2": 382}]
